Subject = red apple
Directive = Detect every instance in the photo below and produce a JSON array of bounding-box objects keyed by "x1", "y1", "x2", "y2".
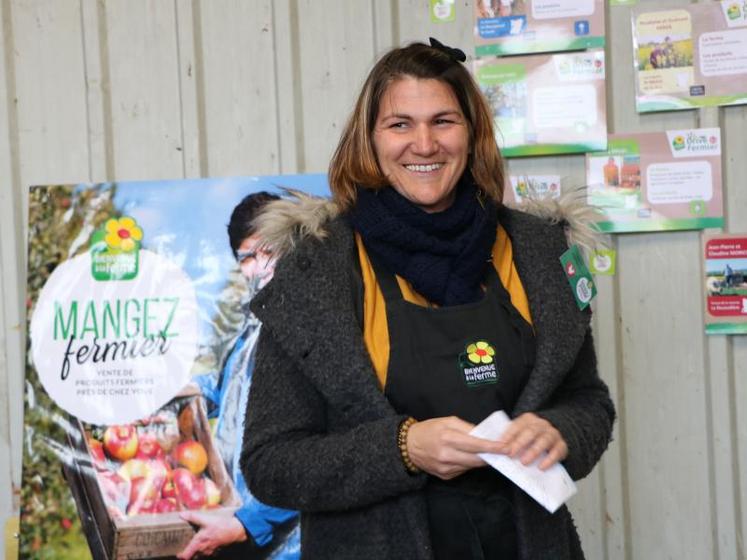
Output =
[
  {"x1": 155, "y1": 497, "x2": 179, "y2": 513},
  {"x1": 204, "y1": 478, "x2": 221, "y2": 508},
  {"x1": 128, "y1": 476, "x2": 162, "y2": 515},
  {"x1": 161, "y1": 479, "x2": 177, "y2": 500},
  {"x1": 103, "y1": 425, "x2": 138, "y2": 461},
  {"x1": 172, "y1": 468, "x2": 196, "y2": 491},
  {"x1": 181, "y1": 478, "x2": 207, "y2": 511},
  {"x1": 172, "y1": 468, "x2": 206, "y2": 510},
  {"x1": 88, "y1": 438, "x2": 107, "y2": 470},
  {"x1": 118, "y1": 458, "x2": 150, "y2": 481},
  {"x1": 135, "y1": 432, "x2": 163, "y2": 459},
  {"x1": 97, "y1": 471, "x2": 130, "y2": 514},
  {"x1": 148, "y1": 458, "x2": 171, "y2": 487},
  {"x1": 173, "y1": 440, "x2": 208, "y2": 476}
]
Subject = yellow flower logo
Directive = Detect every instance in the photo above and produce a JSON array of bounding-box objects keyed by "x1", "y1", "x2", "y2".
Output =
[
  {"x1": 672, "y1": 135, "x2": 685, "y2": 150},
  {"x1": 104, "y1": 217, "x2": 143, "y2": 252},
  {"x1": 467, "y1": 341, "x2": 495, "y2": 364}
]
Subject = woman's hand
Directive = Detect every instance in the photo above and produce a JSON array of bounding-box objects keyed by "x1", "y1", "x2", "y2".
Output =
[
  {"x1": 496, "y1": 412, "x2": 568, "y2": 471},
  {"x1": 406, "y1": 416, "x2": 505, "y2": 480}
]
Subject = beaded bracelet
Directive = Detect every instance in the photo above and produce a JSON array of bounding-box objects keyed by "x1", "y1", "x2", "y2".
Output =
[{"x1": 397, "y1": 417, "x2": 421, "y2": 474}]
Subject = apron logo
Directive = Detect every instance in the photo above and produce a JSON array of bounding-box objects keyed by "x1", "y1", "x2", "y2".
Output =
[{"x1": 458, "y1": 340, "x2": 498, "y2": 387}]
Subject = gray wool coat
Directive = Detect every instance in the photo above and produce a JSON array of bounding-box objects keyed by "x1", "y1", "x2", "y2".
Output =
[{"x1": 241, "y1": 201, "x2": 615, "y2": 560}]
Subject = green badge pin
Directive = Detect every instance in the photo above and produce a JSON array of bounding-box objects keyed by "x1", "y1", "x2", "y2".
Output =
[{"x1": 560, "y1": 245, "x2": 597, "y2": 310}]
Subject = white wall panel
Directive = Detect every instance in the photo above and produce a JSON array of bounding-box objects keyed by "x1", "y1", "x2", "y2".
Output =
[
  {"x1": 295, "y1": 0, "x2": 377, "y2": 172},
  {"x1": 103, "y1": 0, "x2": 183, "y2": 180},
  {"x1": 0, "y1": 1, "x2": 22, "y2": 556},
  {"x1": 196, "y1": 0, "x2": 279, "y2": 176},
  {"x1": 2, "y1": 1, "x2": 747, "y2": 558}
]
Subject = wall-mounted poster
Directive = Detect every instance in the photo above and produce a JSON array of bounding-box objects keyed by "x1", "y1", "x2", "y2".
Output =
[
  {"x1": 586, "y1": 128, "x2": 724, "y2": 233},
  {"x1": 475, "y1": 49, "x2": 607, "y2": 157},
  {"x1": 503, "y1": 174, "x2": 562, "y2": 204},
  {"x1": 704, "y1": 233, "x2": 747, "y2": 335},
  {"x1": 632, "y1": 2, "x2": 747, "y2": 112},
  {"x1": 474, "y1": 0, "x2": 605, "y2": 56},
  {"x1": 20, "y1": 175, "x2": 327, "y2": 560}
]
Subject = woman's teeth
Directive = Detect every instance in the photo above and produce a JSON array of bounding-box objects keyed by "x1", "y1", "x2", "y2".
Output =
[{"x1": 404, "y1": 163, "x2": 443, "y2": 172}]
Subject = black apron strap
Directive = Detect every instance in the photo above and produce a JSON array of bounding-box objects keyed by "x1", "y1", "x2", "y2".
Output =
[{"x1": 363, "y1": 246, "x2": 406, "y2": 302}]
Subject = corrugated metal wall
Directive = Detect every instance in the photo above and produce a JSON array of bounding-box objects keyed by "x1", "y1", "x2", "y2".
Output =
[{"x1": 1, "y1": 1, "x2": 745, "y2": 557}]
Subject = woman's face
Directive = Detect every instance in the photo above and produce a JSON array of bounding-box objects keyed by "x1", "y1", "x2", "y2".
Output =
[{"x1": 373, "y1": 77, "x2": 470, "y2": 213}]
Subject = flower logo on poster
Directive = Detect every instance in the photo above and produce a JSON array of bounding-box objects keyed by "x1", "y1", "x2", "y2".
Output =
[{"x1": 105, "y1": 217, "x2": 143, "y2": 252}]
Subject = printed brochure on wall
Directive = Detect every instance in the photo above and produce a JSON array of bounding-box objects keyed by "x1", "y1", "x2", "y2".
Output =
[
  {"x1": 474, "y1": 0, "x2": 605, "y2": 56},
  {"x1": 586, "y1": 128, "x2": 723, "y2": 233},
  {"x1": 503, "y1": 174, "x2": 562, "y2": 205},
  {"x1": 704, "y1": 233, "x2": 747, "y2": 335},
  {"x1": 632, "y1": 1, "x2": 747, "y2": 112},
  {"x1": 20, "y1": 175, "x2": 327, "y2": 559},
  {"x1": 475, "y1": 49, "x2": 607, "y2": 157}
]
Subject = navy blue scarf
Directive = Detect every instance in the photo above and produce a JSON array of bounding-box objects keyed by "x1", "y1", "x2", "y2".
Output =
[{"x1": 349, "y1": 176, "x2": 498, "y2": 306}]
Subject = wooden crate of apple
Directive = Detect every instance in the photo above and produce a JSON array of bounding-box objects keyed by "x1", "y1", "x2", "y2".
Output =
[{"x1": 72, "y1": 394, "x2": 240, "y2": 559}]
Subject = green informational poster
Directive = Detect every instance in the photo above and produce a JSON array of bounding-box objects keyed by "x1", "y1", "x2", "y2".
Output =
[
  {"x1": 475, "y1": 49, "x2": 607, "y2": 157},
  {"x1": 586, "y1": 129, "x2": 724, "y2": 233},
  {"x1": 704, "y1": 233, "x2": 747, "y2": 335},
  {"x1": 633, "y1": 2, "x2": 747, "y2": 112},
  {"x1": 474, "y1": 0, "x2": 605, "y2": 56}
]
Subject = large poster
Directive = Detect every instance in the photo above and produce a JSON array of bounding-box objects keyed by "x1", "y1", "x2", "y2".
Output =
[
  {"x1": 586, "y1": 129, "x2": 724, "y2": 233},
  {"x1": 20, "y1": 176, "x2": 327, "y2": 559},
  {"x1": 475, "y1": 49, "x2": 607, "y2": 157},
  {"x1": 474, "y1": 0, "x2": 605, "y2": 56},
  {"x1": 633, "y1": 2, "x2": 747, "y2": 112}
]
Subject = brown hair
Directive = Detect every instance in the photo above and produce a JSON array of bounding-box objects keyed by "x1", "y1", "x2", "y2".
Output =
[{"x1": 328, "y1": 42, "x2": 504, "y2": 210}]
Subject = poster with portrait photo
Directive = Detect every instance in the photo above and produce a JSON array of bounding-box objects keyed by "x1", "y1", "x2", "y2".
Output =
[
  {"x1": 20, "y1": 175, "x2": 327, "y2": 560},
  {"x1": 633, "y1": 2, "x2": 747, "y2": 112},
  {"x1": 586, "y1": 129, "x2": 723, "y2": 233},
  {"x1": 474, "y1": 0, "x2": 605, "y2": 56},
  {"x1": 704, "y1": 233, "x2": 747, "y2": 335},
  {"x1": 475, "y1": 49, "x2": 607, "y2": 157}
]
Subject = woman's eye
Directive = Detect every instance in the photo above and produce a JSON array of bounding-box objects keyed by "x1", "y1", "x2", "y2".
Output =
[
  {"x1": 435, "y1": 118, "x2": 454, "y2": 125},
  {"x1": 389, "y1": 121, "x2": 408, "y2": 129}
]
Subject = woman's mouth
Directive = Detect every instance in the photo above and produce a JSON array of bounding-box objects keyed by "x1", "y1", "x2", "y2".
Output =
[{"x1": 403, "y1": 163, "x2": 444, "y2": 172}]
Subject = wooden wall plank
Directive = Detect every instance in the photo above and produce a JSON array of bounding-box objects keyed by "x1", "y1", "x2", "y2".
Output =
[
  {"x1": 102, "y1": 0, "x2": 183, "y2": 179},
  {"x1": 395, "y1": 0, "x2": 473, "y2": 52},
  {"x1": 0, "y1": 0, "x2": 23, "y2": 555},
  {"x1": 271, "y1": 0, "x2": 300, "y2": 174},
  {"x1": 195, "y1": 0, "x2": 279, "y2": 176},
  {"x1": 295, "y1": 0, "x2": 378, "y2": 172},
  {"x1": 723, "y1": 103, "x2": 747, "y2": 560},
  {"x1": 80, "y1": 0, "x2": 111, "y2": 182},
  {"x1": 699, "y1": 104, "x2": 738, "y2": 559},
  {"x1": 174, "y1": 0, "x2": 202, "y2": 179},
  {"x1": 4, "y1": 2, "x2": 747, "y2": 559},
  {"x1": 2, "y1": 0, "x2": 93, "y2": 553}
]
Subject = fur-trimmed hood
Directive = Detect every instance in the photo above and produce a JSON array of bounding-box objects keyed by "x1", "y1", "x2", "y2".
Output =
[{"x1": 254, "y1": 188, "x2": 603, "y2": 259}]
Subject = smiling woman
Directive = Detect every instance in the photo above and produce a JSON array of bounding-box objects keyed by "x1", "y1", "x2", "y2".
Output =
[
  {"x1": 242, "y1": 40, "x2": 615, "y2": 560},
  {"x1": 373, "y1": 78, "x2": 470, "y2": 213}
]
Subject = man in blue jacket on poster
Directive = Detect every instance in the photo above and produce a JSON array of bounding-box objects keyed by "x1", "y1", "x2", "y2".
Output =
[{"x1": 179, "y1": 192, "x2": 299, "y2": 560}]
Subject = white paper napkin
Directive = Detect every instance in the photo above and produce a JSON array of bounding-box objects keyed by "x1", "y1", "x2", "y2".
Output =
[{"x1": 469, "y1": 410, "x2": 577, "y2": 513}]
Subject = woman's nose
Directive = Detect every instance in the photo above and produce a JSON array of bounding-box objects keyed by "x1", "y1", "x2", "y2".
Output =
[{"x1": 412, "y1": 125, "x2": 437, "y2": 155}]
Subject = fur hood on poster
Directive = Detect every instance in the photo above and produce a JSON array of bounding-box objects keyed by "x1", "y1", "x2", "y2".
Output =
[{"x1": 253, "y1": 187, "x2": 603, "y2": 260}]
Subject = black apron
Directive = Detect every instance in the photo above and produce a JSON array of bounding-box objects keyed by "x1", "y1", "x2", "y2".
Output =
[{"x1": 369, "y1": 253, "x2": 535, "y2": 560}]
